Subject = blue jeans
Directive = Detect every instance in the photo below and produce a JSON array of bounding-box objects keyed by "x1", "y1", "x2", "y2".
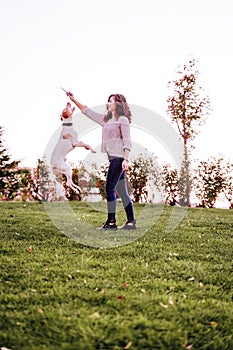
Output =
[{"x1": 105, "y1": 157, "x2": 135, "y2": 222}]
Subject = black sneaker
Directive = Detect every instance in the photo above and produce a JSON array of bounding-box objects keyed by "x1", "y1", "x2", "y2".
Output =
[
  {"x1": 97, "y1": 220, "x2": 118, "y2": 230},
  {"x1": 120, "y1": 220, "x2": 136, "y2": 230}
]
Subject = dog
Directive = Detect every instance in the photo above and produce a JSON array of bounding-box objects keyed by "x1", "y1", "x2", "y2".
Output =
[{"x1": 51, "y1": 102, "x2": 95, "y2": 200}]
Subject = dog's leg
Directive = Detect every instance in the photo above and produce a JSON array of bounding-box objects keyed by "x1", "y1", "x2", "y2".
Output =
[
  {"x1": 63, "y1": 163, "x2": 82, "y2": 195},
  {"x1": 66, "y1": 178, "x2": 82, "y2": 194}
]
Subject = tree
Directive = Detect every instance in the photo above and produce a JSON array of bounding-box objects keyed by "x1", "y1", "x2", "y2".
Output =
[
  {"x1": 0, "y1": 126, "x2": 21, "y2": 200},
  {"x1": 127, "y1": 153, "x2": 159, "y2": 203},
  {"x1": 193, "y1": 156, "x2": 226, "y2": 208},
  {"x1": 167, "y1": 58, "x2": 211, "y2": 206},
  {"x1": 221, "y1": 159, "x2": 233, "y2": 209},
  {"x1": 160, "y1": 164, "x2": 179, "y2": 206},
  {"x1": 94, "y1": 153, "x2": 159, "y2": 203},
  {"x1": 35, "y1": 158, "x2": 56, "y2": 201},
  {"x1": 95, "y1": 162, "x2": 109, "y2": 200},
  {"x1": 13, "y1": 168, "x2": 37, "y2": 201}
]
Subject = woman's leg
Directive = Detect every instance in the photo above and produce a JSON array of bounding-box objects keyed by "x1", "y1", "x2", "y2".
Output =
[
  {"x1": 105, "y1": 158, "x2": 124, "y2": 223},
  {"x1": 116, "y1": 172, "x2": 135, "y2": 222}
]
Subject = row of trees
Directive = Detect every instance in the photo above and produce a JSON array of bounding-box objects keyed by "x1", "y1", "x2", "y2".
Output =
[
  {"x1": 161, "y1": 157, "x2": 233, "y2": 208},
  {"x1": 0, "y1": 125, "x2": 233, "y2": 208},
  {"x1": 95, "y1": 153, "x2": 233, "y2": 208}
]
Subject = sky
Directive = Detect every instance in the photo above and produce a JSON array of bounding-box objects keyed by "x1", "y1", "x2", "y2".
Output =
[{"x1": 0, "y1": 0, "x2": 232, "y2": 169}]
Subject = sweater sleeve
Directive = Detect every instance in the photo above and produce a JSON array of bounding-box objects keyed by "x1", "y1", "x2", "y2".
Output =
[
  {"x1": 81, "y1": 106, "x2": 104, "y2": 126},
  {"x1": 119, "y1": 116, "x2": 132, "y2": 151}
]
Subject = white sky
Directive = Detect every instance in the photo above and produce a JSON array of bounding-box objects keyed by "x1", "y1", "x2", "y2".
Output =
[{"x1": 0, "y1": 0, "x2": 232, "y2": 168}]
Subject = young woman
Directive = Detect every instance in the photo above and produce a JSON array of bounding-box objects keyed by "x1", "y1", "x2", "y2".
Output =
[{"x1": 67, "y1": 91, "x2": 136, "y2": 230}]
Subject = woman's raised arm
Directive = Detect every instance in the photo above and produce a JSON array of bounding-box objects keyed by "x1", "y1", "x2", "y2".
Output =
[{"x1": 67, "y1": 92, "x2": 86, "y2": 111}]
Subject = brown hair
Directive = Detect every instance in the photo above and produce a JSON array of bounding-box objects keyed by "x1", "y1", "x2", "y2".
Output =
[{"x1": 103, "y1": 94, "x2": 132, "y2": 123}]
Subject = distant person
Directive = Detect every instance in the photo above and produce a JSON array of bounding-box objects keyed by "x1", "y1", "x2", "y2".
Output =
[{"x1": 67, "y1": 91, "x2": 136, "y2": 230}]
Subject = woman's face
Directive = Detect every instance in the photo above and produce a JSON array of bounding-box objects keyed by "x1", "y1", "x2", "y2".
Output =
[{"x1": 106, "y1": 95, "x2": 116, "y2": 113}]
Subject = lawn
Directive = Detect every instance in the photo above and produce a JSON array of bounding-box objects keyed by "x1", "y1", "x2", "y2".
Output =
[{"x1": 0, "y1": 202, "x2": 232, "y2": 350}]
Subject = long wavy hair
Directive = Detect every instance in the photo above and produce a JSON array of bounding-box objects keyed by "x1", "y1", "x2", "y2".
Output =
[{"x1": 103, "y1": 94, "x2": 132, "y2": 123}]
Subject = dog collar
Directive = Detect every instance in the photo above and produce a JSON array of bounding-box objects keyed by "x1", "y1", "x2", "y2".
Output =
[{"x1": 62, "y1": 123, "x2": 73, "y2": 126}]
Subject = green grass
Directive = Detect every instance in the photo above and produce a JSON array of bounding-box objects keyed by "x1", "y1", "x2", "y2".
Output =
[{"x1": 0, "y1": 202, "x2": 232, "y2": 350}]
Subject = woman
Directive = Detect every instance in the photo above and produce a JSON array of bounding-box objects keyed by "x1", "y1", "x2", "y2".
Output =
[{"x1": 67, "y1": 91, "x2": 136, "y2": 230}]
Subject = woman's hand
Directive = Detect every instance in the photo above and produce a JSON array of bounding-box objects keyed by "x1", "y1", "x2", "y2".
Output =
[
  {"x1": 122, "y1": 159, "x2": 129, "y2": 171},
  {"x1": 66, "y1": 92, "x2": 86, "y2": 111},
  {"x1": 67, "y1": 92, "x2": 75, "y2": 101}
]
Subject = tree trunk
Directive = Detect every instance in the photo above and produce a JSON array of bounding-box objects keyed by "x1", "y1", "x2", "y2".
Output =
[{"x1": 179, "y1": 145, "x2": 191, "y2": 206}]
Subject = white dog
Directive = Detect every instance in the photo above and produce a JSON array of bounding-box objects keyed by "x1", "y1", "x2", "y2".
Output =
[{"x1": 51, "y1": 102, "x2": 95, "y2": 200}]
